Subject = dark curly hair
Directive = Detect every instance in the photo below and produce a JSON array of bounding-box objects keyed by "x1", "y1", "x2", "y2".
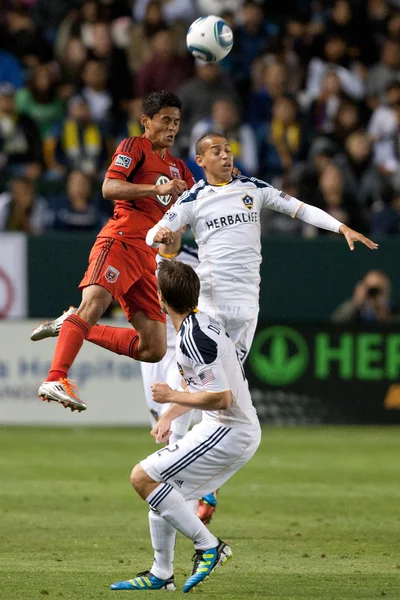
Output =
[{"x1": 141, "y1": 91, "x2": 182, "y2": 119}]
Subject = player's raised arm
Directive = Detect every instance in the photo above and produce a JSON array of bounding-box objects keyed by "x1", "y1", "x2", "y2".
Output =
[{"x1": 260, "y1": 182, "x2": 378, "y2": 252}]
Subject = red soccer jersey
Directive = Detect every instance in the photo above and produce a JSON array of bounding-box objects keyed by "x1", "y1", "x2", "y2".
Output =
[{"x1": 98, "y1": 135, "x2": 195, "y2": 253}]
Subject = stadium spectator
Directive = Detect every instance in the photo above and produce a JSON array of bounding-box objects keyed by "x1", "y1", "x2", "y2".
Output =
[
  {"x1": 178, "y1": 60, "x2": 240, "y2": 152},
  {"x1": 188, "y1": 98, "x2": 258, "y2": 175},
  {"x1": 304, "y1": 71, "x2": 345, "y2": 136},
  {"x1": 368, "y1": 82, "x2": 400, "y2": 175},
  {"x1": 0, "y1": 50, "x2": 24, "y2": 89},
  {"x1": 115, "y1": 98, "x2": 143, "y2": 145},
  {"x1": 127, "y1": 1, "x2": 167, "y2": 73},
  {"x1": 0, "y1": 83, "x2": 43, "y2": 180},
  {"x1": 366, "y1": 38, "x2": 400, "y2": 106},
  {"x1": 0, "y1": 176, "x2": 50, "y2": 234},
  {"x1": 133, "y1": 0, "x2": 197, "y2": 25},
  {"x1": 257, "y1": 94, "x2": 304, "y2": 180},
  {"x1": 15, "y1": 63, "x2": 65, "y2": 139},
  {"x1": 57, "y1": 37, "x2": 88, "y2": 94},
  {"x1": 331, "y1": 269, "x2": 400, "y2": 323},
  {"x1": 196, "y1": 0, "x2": 244, "y2": 17},
  {"x1": 86, "y1": 21, "x2": 132, "y2": 110},
  {"x1": 135, "y1": 28, "x2": 193, "y2": 99},
  {"x1": 46, "y1": 95, "x2": 108, "y2": 177},
  {"x1": 313, "y1": 163, "x2": 361, "y2": 234},
  {"x1": 80, "y1": 59, "x2": 112, "y2": 125},
  {"x1": 370, "y1": 186, "x2": 400, "y2": 236},
  {"x1": 338, "y1": 130, "x2": 382, "y2": 210},
  {"x1": 49, "y1": 170, "x2": 105, "y2": 232},
  {"x1": 246, "y1": 61, "x2": 288, "y2": 127},
  {"x1": 305, "y1": 34, "x2": 365, "y2": 104},
  {"x1": 227, "y1": 1, "x2": 277, "y2": 97}
]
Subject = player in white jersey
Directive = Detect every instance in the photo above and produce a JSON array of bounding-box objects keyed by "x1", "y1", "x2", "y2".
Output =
[
  {"x1": 110, "y1": 259, "x2": 261, "y2": 593},
  {"x1": 140, "y1": 227, "x2": 199, "y2": 441},
  {"x1": 147, "y1": 132, "x2": 378, "y2": 363}
]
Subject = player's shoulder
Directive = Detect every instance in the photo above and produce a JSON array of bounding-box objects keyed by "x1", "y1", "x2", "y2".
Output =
[
  {"x1": 175, "y1": 179, "x2": 208, "y2": 206},
  {"x1": 233, "y1": 174, "x2": 274, "y2": 190},
  {"x1": 179, "y1": 311, "x2": 219, "y2": 365}
]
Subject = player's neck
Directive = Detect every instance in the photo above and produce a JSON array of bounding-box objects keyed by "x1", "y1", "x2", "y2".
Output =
[
  {"x1": 168, "y1": 308, "x2": 191, "y2": 333},
  {"x1": 147, "y1": 136, "x2": 167, "y2": 159},
  {"x1": 205, "y1": 174, "x2": 232, "y2": 186}
]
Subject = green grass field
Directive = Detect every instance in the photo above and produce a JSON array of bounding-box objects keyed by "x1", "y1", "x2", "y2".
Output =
[{"x1": 0, "y1": 426, "x2": 399, "y2": 600}]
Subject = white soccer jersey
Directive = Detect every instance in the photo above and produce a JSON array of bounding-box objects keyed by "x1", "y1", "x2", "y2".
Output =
[
  {"x1": 151, "y1": 175, "x2": 303, "y2": 307},
  {"x1": 176, "y1": 309, "x2": 259, "y2": 430}
]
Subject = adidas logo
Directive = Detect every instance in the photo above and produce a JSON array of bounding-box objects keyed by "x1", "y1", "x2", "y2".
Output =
[{"x1": 174, "y1": 479, "x2": 184, "y2": 488}]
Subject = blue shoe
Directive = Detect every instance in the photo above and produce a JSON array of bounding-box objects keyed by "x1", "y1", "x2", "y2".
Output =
[
  {"x1": 110, "y1": 570, "x2": 176, "y2": 591},
  {"x1": 182, "y1": 539, "x2": 232, "y2": 593}
]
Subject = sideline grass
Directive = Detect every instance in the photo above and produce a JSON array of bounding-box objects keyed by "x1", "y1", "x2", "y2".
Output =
[{"x1": 0, "y1": 426, "x2": 399, "y2": 599}]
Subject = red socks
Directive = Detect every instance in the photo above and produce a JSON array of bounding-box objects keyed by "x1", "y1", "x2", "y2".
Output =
[
  {"x1": 86, "y1": 324, "x2": 139, "y2": 360},
  {"x1": 47, "y1": 314, "x2": 90, "y2": 381}
]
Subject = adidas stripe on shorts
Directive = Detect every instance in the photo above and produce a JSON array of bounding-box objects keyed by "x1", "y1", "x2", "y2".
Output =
[{"x1": 140, "y1": 421, "x2": 261, "y2": 501}]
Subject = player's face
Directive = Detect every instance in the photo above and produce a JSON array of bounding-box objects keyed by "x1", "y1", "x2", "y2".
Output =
[
  {"x1": 142, "y1": 107, "x2": 181, "y2": 150},
  {"x1": 196, "y1": 137, "x2": 233, "y2": 184}
]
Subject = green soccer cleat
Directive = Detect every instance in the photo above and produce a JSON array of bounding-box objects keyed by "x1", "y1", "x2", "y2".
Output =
[
  {"x1": 110, "y1": 570, "x2": 176, "y2": 591},
  {"x1": 182, "y1": 539, "x2": 232, "y2": 593}
]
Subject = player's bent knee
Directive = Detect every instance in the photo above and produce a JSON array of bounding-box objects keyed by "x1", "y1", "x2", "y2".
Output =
[{"x1": 130, "y1": 464, "x2": 142, "y2": 489}]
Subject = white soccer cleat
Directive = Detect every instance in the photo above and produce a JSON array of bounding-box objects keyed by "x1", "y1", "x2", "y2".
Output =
[
  {"x1": 31, "y1": 306, "x2": 76, "y2": 341},
  {"x1": 38, "y1": 379, "x2": 87, "y2": 412}
]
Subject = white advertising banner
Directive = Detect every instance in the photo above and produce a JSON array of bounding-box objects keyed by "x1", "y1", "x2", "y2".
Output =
[
  {"x1": 0, "y1": 320, "x2": 150, "y2": 425},
  {"x1": 0, "y1": 233, "x2": 27, "y2": 318}
]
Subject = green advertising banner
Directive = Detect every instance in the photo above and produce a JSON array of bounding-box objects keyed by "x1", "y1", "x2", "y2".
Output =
[{"x1": 246, "y1": 324, "x2": 400, "y2": 424}]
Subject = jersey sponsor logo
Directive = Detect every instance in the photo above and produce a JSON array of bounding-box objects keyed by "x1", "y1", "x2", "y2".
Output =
[
  {"x1": 169, "y1": 165, "x2": 180, "y2": 179},
  {"x1": 166, "y1": 211, "x2": 177, "y2": 222},
  {"x1": 115, "y1": 154, "x2": 132, "y2": 168},
  {"x1": 206, "y1": 212, "x2": 258, "y2": 230},
  {"x1": 242, "y1": 194, "x2": 254, "y2": 210},
  {"x1": 177, "y1": 361, "x2": 184, "y2": 376},
  {"x1": 279, "y1": 191, "x2": 292, "y2": 201},
  {"x1": 104, "y1": 265, "x2": 120, "y2": 283},
  {"x1": 155, "y1": 174, "x2": 172, "y2": 205}
]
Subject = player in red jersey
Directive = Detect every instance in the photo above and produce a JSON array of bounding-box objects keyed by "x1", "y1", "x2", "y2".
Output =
[{"x1": 37, "y1": 91, "x2": 195, "y2": 412}]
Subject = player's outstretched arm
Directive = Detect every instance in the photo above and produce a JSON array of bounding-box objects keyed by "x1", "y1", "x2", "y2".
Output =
[{"x1": 338, "y1": 224, "x2": 378, "y2": 251}]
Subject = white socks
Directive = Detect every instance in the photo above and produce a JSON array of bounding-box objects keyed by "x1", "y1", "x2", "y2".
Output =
[
  {"x1": 149, "y1": 509, "x2": 176, "y2": 580},
  {"x1": 146, "y1": 483, "x2": 218, "y2": 552}
]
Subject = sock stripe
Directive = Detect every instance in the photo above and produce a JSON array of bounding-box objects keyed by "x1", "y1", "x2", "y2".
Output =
[
  {"x1": 89, "y1": 238, "x2": 115, "y2": 285},
  {"x1": 160, "y1": 427, "x2": 231, "y2": 481},
  {"x1": 66, "y1": 315, "x2": 89, "y2": 337},
  {"x1": 150, "y1": 483, "x2": 173, "y2": 508}
]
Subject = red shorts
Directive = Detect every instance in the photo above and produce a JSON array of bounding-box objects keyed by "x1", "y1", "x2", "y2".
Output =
[{"x1": 79, "y1": 237, "x2": 166, "y2": 323}]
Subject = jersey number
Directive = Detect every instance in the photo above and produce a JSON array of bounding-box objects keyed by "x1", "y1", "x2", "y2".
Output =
[{"x1": 157, "y1": 443, "x2": 179, "y2": 457}]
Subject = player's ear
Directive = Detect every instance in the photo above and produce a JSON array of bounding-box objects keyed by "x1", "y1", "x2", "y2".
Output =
[
  {"x1": 141, "y1": 114, "x2": 149, "y2": 130},
  {"x1": 195, "y1": 154, "x2": 204, "y2": 167}
]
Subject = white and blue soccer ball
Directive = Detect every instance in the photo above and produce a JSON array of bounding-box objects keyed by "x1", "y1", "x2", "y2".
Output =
[{"x1": 186, "y1": 15, "x2": 234, "y2": 63}]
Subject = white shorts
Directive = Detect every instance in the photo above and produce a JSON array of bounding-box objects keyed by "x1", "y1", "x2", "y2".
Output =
[
  {"x1": 140, "y1": 421, "x2": 261, "y2": 500},
  {"x1": 140, "y1": 347, "x2": 199, "y2": 437},
  {"x1": 197, "y1": 304, "x2": 259, "y2": 362}
]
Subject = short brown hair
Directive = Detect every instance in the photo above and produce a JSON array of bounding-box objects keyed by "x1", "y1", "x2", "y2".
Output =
[{"x1": 157, "y1": 260, "x2": 200, "y2": 313}]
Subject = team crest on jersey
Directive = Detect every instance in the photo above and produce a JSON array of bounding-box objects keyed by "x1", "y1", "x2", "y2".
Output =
[
  {"x1": 177, "y1": 361, "x2": 184, "y2": 376},
  {"x1": 155, "y1": 174, "x2": 171, "y2": 205},
  {"x1": 242, "y1": 194, "x2": 254, "y2": 210},
  {"x1": 115, "y1": 154, "x2": 132, "y2": 168},
  {"x1": 169, "y1": 166, "x2": 180, "y2": 179},
  {"x1": 104, "y1": 265, "x2": 120, "y2": 283},
  {"x1": 166, "y1": 211, "x2": 177, "y2": 222}
]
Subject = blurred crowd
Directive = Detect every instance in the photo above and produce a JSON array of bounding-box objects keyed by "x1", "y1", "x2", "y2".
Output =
[{"x1": 0, "y1": 0, "x2": 400, "y2": 236}]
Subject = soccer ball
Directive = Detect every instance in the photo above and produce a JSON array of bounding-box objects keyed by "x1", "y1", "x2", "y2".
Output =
[{"x1": 186, "y1": 15, "x2": 234, "y2": 63}]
